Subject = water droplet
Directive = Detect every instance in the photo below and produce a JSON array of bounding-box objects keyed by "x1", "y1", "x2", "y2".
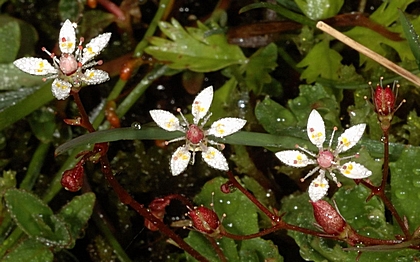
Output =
[
  {"x1": 131, "y1": 122, "x2": 141, "y2": 129},
  {"x1": 395, "y1": 189, "x2": 407, "y2": 199},
  {"x1": 413, "y1": 180, "x2": 420, "y2": 188}
]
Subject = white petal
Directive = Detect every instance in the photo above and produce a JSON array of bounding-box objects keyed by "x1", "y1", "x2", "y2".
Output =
[
  {"x1": 51, "y1": 79, "x2": 72, "y2": 100},
  {"x1": 150, "y1": 109, "x2": 182, "y2": 131},
  {"x1": 336, "y1": 124, "x2": 366, "y2": 153},
  {"x1": 170, "y1": 146, "x2": 191, "y2": 176},
  {"x1": 308, "y1": 172, "x2": 329, "y2": 202},
  {"x1": 82, "y1": 69, "x2": 109, "y2": 85},
  {"x1": 275, "y1": 150, "x2": 315, "y2": 167},
  {"x1": 339, "y1": 161, "x2": 372, "y2": 179},
  {"x1": 202, "y1": 146, "x2": 228, "y2": 171},
  {"x1": 207, "y1": 117, "x2": 246, "y2": 137},
  {"x1": 307, "y1": 110, "x2": 326, "y2": 148},
  {"x1": 191, "y1": 86, "x2": 213, "y2": 124},
  {"x1": 81, "y1": 32, "x2": 112, "y2": 64},
  {"x1": 13, "y1": 58, "x2": 57, "y2": 76},
  {"x1": 59, "y1": 20, "x2": 77, "y2": 54}
]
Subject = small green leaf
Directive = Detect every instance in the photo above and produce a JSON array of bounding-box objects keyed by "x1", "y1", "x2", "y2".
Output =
[
  {"x1": 4, "y1": 188, "x2": 71, "y2": 247},
  {"x1": 28, "y1": 107, "x2": 57, "y2": 143},
  {"x1": 145, "y1": 19, "x2": 247, "y2": 72},
  {"x1": 0, "y1": 19, "x2": 20, "y2": 63},
  {"x1": 0, "y1": 170, "x2": 17, "y2": 192},
  {"x1": 2, "y1": 238, "x2": 53, "y2": 262},
  {"x1": 79, "y1": 10, "x2": 115, "y2": 39},
  {"x1": 243, "y1": 43, "x2": 278, "y2": 95},
  {"x1": 399, "y1": 10, "x2": 420, "y2": 69},
  {"x1": 255, "y1": 96, "x2": 297, "y2": 134},
  {"x1": 185, "y1": 232, "x2": 239, "y2": 262},
  {"x1": 294, "y1": 0, "x2": 344, "y2": 20},
  {"x1": 297, "y1": 39, "x2": 343, "y2": 83},
  {"x1": 57, "y1": 192, "x2": 96, "y2": 248}
]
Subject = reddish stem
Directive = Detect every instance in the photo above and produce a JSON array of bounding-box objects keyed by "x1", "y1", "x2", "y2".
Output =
[
  {"x1": 71, "y1": 93, "x2": 208, "y2": 261},
  {"x1": 361, "y1": 130, "x2": 411, "y2": 239},
  {"x1": 205, "y1": 235, "x2": 227, "y2": 262}
]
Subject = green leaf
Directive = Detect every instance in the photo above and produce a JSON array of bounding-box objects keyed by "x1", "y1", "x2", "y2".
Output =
[
  {"x1": 239, "y1": 237, "x2": 283, "y2": 261},
  {"x1": 185, "y1": 232, "x2": 239, "y2": 262},
  {"x1": 399, "y1": 10, "x2": 420, "y2": 69},
  {"x1": 288, "y1": 83, "x2": 340, "y2": 127},
  {"x1": 145, "y1": 18, "x2": 247, "y2": 72},
  {"x1": 255, "y1": 96, "x2": 297, "y2": 134},
  {"x1": 243, "y1": 43, "x2": 278, "y2": 95},
  {"x1": 297, "y1": 40, "x2": 343, "y2": 83},
  {"x1": 0, "y1": 63, "x2": 44, "y2": 90},
  {"x1": 59, "y1": 0, "x2": 83, "y2": 21},
  {"x1": 79, "y1": 10, "x2": 115, "y2": 39},
  {"x1": 345, "y1": 0, "x2": 415, "y2": 70},
  {"x1": 294, "y1": 0, "x2": 344, "y2": 20},
  {"x1": 389, "y1": 146, "x2": 420, "y2": 234},
  {"x1": 4, "y1": 188, "x2": 71, "y2": 247},
  {"x1": 0, "y1": 170, "x2": 17, "y2": 192},
  {"x1": 57, "y1": 192, "x2": 96, "y2": 248},
  {"x1": 2, "y1": 238, "x2": 53, "y2": 262},
  {"x1": 0, "y1": 19, "x2": 20, "y2": 63}
]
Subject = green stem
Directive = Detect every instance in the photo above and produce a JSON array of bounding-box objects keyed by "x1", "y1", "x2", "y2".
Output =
[
  {"x1": 0, "y1": 228, "x2": 24, "y2": 258},
  {"x1": 92, "y1": 212, "x2": 132, "y2": 262},
  {"x1": 20, "y1": 142, "x2": 50, "y2": 190},
  {"x1": 115, "y1": 65, "x2": 172, "y2": 118}
]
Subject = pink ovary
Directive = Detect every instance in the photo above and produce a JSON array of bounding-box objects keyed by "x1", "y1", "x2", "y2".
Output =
[
  {"x1": 59, "y1": 54, "x2": 78, "y2": 75},
  {"x1": 186, "y1": 124, "x2": 205, "y2": 144},
  {"x1": 317, "y1": 150, "x2": 334, "y2": 168}
]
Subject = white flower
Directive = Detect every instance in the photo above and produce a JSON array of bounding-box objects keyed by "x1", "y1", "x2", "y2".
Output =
[
  {"x1": 13, "y1": 20, "x2": 111, "y2": 100},
  {"x1": 275, "y1": 109, "x2": 372, "y2": 201},
  {"x1": 150, "y1": 86, "x2": 247, "y2": 176}
]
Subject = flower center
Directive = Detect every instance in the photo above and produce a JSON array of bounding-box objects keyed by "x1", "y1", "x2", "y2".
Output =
[
  {"x1": 59, "y1": 54, "x2": 78, "y2": 75},
  {"x1": 317, "y1": 150, "x2": 334, "y2": 168},
  {"x1": 186, "y1": 124, "x2": 205, "y2": 144}
]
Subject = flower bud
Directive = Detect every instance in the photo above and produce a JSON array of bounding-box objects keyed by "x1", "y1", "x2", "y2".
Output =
[
  {"x1": 61, "y1": 163, "x2": 84, "y2": 192},
  {"x1": 311, "y1": 200, "x2": 346, "y2": 235},
  {"x1": 188, "y1": 206, "x2": 220, "y2": 235},
  {"x1": 373, "y1": 83, "x2": 396, "y2": 116}
]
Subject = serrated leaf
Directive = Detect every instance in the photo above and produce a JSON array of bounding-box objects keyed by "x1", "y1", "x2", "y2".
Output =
[
  {"x1": 2, "y1": 238, "x2": 53, "y2": 262},
  {"x1": 399, "y1": 10, "x2": 420, "y2": 69},
  {"x1": 243, "y1": 43, "x2": 278, "y2": 95},
  {"x1": 389, "y1": 147, "x2": 420, "y2": 233},
  {"x1": 345, "y1": 0, "x2": 416, "y2": 70},
  {"x1": 239, "y1": 238, "x2": 283, "y2": 261},
  {"x1": 294, "y1": 0, "x2": 344, "y2": 20},
  {"x1": 0, "y1": 19, "x2": 20, "y2": 63},
  {"x1": 255, "y1": 96, "x2": 297, "y2": 134},
  {"x1": 297, "y1": 40, "x2": 343, "y2": 83},
  {"x1": 145, "y1": 19, "x2": 247, "y2": 72},
  {"x1": 4, "y1": 188, "x2": 71, "y2": 247},
  {"x1": 287, "y1": 83, "x2": 340, "y2": 127},
  {"x1": 57, "y1": 192, "x2": 95, "y2": 248}
]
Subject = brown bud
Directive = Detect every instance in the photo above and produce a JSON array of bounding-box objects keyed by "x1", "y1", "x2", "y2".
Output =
[
  {"x1": 188, "y1": 206, "x2": 220, "y2": 235},
  {"x1": 61, "y1": 163, "x2": 84, "y2": 192},
  {"x1": 311, "y1": 200, "x2": 346, "y2": 235},
  {"x1": 145, "y1": 198, "x2": 171, "y2": 231}
]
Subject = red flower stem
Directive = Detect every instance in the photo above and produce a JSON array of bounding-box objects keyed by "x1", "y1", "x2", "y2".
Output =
[
  {"x1": 97, "y1": 0, "x2": 126, "y2": 20},
  {"x1": 205, "y1": 235, "x2": 227, "y2": 262},
  {"x1": 360, "y1": 130, "x2": 411, "y2": 239},
  {"x1": 71, "y1": 93, "x2": 208, "y2": 261},
  {"x1": 164, "y1": 194, "x2": 195, "y2": 209},
  {"x1": 226, "y1": 171, "x2": 403, "y2": 246}
]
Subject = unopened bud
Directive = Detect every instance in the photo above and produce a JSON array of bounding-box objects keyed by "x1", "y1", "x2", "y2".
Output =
[
  {"x1": 311, "y1": 200, "x2": 346, "y2": 235},
  {"x1": 188, "y1": 206, "x2": 220, "y2": 235},
  {"x1": 61, "y1": 163, "x2": 84, "y2": 192}
]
